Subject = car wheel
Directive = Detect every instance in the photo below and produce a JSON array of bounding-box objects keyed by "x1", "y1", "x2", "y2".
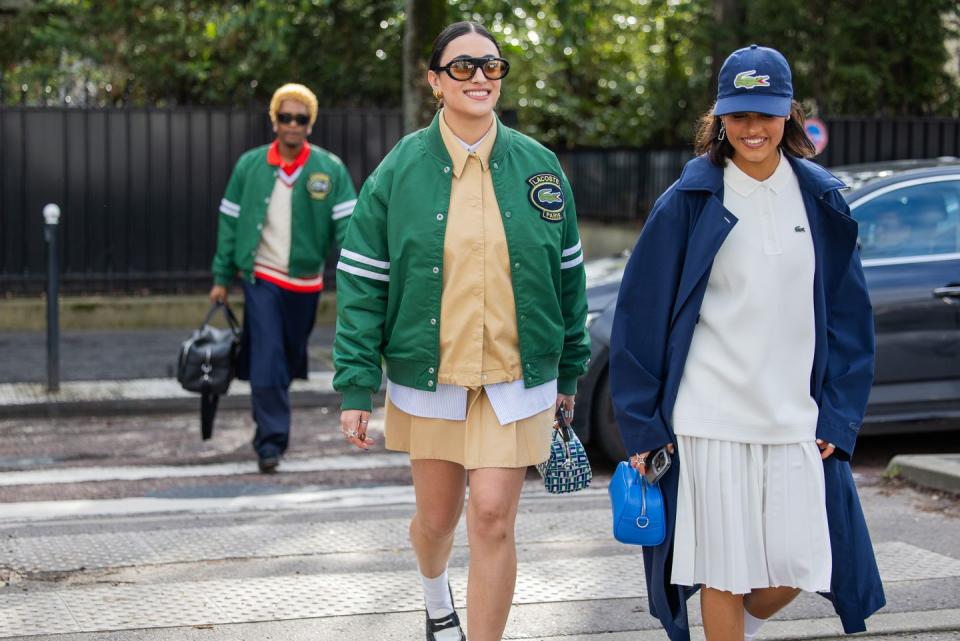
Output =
[{"x1": 594, "y1": 370, "x2": 627, "y2": 462}]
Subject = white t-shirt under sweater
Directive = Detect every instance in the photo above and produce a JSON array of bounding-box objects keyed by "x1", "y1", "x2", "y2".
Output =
[{"x1": 671, "y1": 153, "x2": 819, "y2": 444}]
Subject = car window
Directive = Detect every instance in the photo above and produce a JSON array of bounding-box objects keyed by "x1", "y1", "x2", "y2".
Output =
[{"x1": 853, "y1": 180, "x2": 960, "y2": 260}]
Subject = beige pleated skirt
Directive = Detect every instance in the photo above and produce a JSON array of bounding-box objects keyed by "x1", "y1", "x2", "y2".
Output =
[{"x1": 384, "y1": 387, "x2": 554, "y2": 469}]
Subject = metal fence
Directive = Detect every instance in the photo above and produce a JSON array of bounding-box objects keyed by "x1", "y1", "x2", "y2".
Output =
[
  {"x1": 0, "y1": 106, "x2": 404, "y2": 294},
  {"x1": 816, "y1": 116, "x2": 960, "y2": 167},
  {"x1": 2, "y1": 108, "x2": 959, "y2": 294}
]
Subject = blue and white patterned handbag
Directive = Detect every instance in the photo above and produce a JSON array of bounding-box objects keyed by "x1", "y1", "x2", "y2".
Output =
[{"x1": 535, "y1": 409, "x2": 592, "y2": 494}]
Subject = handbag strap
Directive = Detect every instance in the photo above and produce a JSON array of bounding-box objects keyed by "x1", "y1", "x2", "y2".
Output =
[
  {"x1": 201, "y1": 392, "x2": 218, "y2": 440},
  {"x1": 200, "y1": 301, "x2": 241, "y2": 337}
]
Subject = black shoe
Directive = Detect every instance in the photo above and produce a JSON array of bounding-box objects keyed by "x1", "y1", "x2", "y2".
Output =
[
  {"x1": 257, "y1": 455, "x2": 279, "y2": 474},
  {"x1": 425, "y1": 583, "x2": 465, "y2": 641},
  {"x1": 426, "y1": 610, "x2": 464, "y2": 641}
]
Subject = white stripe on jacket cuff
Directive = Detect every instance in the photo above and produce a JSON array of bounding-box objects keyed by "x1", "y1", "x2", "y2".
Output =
[
  {"x1": 337, "y1": 261, "x2": 390, "y2": 282},
  {"x1": 220, "y1": 198, "x2": 239, "y2": 212},
  {"x1": 219, "y1": 206, "x2": 239, "y2": 218},
  {"x1": 561, "y1": 240, "x2": 582, "y2": 257},
  {"x1": 560, "y1": 254, "x2": 584, "y2": 270},
  {"x1": 340, "y1": 248, "x2": 390, "y2": 270}
]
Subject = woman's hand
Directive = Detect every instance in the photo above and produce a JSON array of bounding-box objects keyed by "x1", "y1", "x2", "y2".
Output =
[
  {"x1": 209, "y1": 285, "x2": 228, "y2": 304},
  {"x1": 340, "y1": 409, "x2": 376, "y2": 450},
  {"x1": 555, "y1": 394, "x2": 575, "y2": 425},
  {"x1": 816, "y1": 439, "x2": 836, "y2": 460},
  {"x1": 630, "y1": 443, "x2": 676, "y2": 473}
]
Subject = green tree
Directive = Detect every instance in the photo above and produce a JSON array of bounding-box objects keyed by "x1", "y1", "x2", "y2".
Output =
[
  {"x1": 1, "y1": 0, "x2": 958, "y2": 146},
  {"x1": 1, "y1": 0, "x2": 404, "y2": 106}
]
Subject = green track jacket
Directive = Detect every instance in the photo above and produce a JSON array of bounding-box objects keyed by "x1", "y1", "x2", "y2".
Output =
[
  {"x1": 211, "y1": 144, "x2": 357, "y2": 286},
  {"x1": 333, "y1": 113, "x2": 591, "y2": 412}
]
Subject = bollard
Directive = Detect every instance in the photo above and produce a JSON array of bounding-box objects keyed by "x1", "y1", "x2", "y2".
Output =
[{"x1": 43, "y1": 203, "x2": 61, "y2": 392}]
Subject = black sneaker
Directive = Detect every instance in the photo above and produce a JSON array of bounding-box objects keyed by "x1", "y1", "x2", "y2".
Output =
[
  {"x1": 257, "y1": 455, "x2": 279, "y2": 474},
  {"x1": 425, "y1": 583, "x2": 465, "y2": 641}
]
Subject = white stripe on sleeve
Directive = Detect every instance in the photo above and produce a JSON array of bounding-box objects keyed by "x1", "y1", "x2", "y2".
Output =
[
  {"x1": 219, "y1": 206, "x2": 239, "y2": 218},
  {"x1": 560, "y1": 254, "x2": 584, "y2": 270},
  {"x1": 340, "y1": 248, "x2": 390, "y2": 270},
  {"x1": 336, "y1": 261, "x2": 390, "y2": 282},
  {"x1": 333, "y1": 199, "x2": 358, "y2": 213},
  {"x1": 561, "y1": 240, "x2": 582, "y2": 257},
  {"x1": 220, "y1": 198, "x2": 240, "y2": 213}
]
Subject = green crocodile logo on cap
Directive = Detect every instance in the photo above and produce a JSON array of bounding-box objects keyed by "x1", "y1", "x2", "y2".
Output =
[{"x1": 734, "y1": 70, "x2": 770, "y2": 89}]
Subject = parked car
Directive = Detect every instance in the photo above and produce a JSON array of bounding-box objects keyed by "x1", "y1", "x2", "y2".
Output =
[{"x1": 576, "y1": 159, "x2": 960, "y2": 461}]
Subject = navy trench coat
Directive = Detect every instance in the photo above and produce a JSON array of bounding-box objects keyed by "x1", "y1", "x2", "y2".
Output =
[{"x1": 609, "y1": 154, "x2": 885, "y2": 641}]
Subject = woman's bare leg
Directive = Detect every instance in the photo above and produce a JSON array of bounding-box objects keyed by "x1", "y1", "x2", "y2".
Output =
[
  {"x1": 409, "y1": 459, "x2": 467, "y2": 579},
  {"x1": 744, "y1": 585, "x2": 801, "y2": 618},
  {"x1": 465, "y1": 466, "x2": 527, "y2": 641},
  {"x1": 701, "y1": 587, "x2": 745, "y2": 641}
]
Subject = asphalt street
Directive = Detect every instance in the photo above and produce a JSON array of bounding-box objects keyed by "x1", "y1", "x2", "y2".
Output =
[{"x1": 0, "y1": 404, "x2": 958, "y2": 640}]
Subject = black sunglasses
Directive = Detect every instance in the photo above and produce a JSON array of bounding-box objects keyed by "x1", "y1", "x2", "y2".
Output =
[
  {"x1": 432, "y1": 56, "x2": 510, "y2": 81},
  {"x1": 277, "y1": 112, "x2": 310, "y2": 126}
]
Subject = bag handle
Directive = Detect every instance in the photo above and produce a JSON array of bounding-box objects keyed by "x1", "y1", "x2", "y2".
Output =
[{"x1": 200, "y1": 301, "x2": 241, "y2": 337}]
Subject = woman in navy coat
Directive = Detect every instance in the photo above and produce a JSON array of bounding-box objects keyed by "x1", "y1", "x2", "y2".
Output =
[{"x1": 609, "y1": 45, "x2": 885, "y2": 641}]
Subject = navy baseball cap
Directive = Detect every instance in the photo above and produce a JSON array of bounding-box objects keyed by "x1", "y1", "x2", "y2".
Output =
[{"x1": 714, "y1": 44, "x2": 793, "y2": 117}]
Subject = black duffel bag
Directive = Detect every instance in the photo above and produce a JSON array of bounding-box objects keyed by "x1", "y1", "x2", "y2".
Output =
[{"x1": 177, "y1": 302, "x2": 242, "y2": 439}]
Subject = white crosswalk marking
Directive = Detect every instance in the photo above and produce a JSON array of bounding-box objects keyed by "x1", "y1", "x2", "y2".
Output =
[{"x1": 0, "y1": 453, "x2": 410, "y2": 486}]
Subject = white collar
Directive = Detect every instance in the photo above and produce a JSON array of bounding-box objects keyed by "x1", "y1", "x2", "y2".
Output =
[
  {"x1": 454, "y1": 131, "x2": 489, "y2": 154},
  {"x1": 724, "y1": 151, "x2": 793, "y2": 197}
]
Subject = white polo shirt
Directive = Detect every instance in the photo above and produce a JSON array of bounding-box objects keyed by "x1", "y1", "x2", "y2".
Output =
[{"x1": 672, "y1": 153, "x2": 820, "y2": 444}]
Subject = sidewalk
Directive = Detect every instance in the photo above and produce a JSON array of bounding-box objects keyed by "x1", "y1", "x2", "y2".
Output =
[
  {"x1": 0, "y1": 327, "x2": 341, "y2": 417},
  {"x1": 2, "y1": 327, "x2": 959, "y2": 499}
]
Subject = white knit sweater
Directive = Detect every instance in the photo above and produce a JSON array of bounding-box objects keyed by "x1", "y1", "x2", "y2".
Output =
[{"x1": 672, "y1": 154, "x2": 819, "y2": 444}]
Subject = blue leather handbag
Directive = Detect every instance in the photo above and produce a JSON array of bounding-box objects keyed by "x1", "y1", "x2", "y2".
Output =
[{"x1": 608, "y1": 461, "x2": 666, "y2": 546}]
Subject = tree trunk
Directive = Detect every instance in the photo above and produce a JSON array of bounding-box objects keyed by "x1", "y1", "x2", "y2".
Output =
[
  {"x1": 710, "y1": 0, "x2": 744, "y2": 99},
  {"x1": 402, "y1": 0, "x2": 447, "y2": 132}
]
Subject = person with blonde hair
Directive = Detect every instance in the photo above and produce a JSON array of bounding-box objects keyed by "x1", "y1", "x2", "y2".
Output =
[{"x1": 210, "y1": 83, "x2": 357, "y2": 473}]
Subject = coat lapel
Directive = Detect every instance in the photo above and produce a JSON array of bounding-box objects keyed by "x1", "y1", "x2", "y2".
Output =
[
  {"x1": 671, "y1": 195, "x2": 737, "y2": 325},
  {"x1": 669, "y1": 157, "x2": 738, "y2": 326}
]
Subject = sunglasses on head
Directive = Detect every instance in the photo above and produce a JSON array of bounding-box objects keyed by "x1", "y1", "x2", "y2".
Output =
[
  {"x1": 277, "y1": 112, "x2": 310, "y2": 126},
  {"x1": 432, "y1": 56, "x2": 510, "y2": 81}
]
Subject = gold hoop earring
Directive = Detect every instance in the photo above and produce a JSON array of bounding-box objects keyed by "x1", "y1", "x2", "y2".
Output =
[{"x1": 433, "y1": 89, "x2": 443, "y2": 101}]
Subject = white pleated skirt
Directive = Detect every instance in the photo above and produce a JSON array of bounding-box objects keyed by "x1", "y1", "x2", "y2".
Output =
[{"x1": 670, "y1": 435, "x2": 832, "y2": 595}]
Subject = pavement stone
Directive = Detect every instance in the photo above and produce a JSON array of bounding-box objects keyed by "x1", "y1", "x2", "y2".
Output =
[{"x1": 889, "y1": 454, "x2": 960, "y2": 495}]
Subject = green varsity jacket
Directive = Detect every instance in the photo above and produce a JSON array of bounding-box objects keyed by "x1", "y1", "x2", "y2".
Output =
[
  {"x1": 333, "y1": 113, "x2": 591, "y2": 412},
  {"x1": 211, "y1": 144, "x2": 357, "y2": 286}
]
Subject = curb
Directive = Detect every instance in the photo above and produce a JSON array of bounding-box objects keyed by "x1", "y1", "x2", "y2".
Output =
[
  {"x1": 0, "y1": 375, "x2": 380, "y2": 419},
  {"x1": 887, "y1": 454, "x2": 960, "y2": 495},
  {"x1": 535, "y1": 607, "x2": 960, "y2": 640}
]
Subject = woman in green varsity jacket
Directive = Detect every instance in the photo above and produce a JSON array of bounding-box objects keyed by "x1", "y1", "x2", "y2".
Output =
[{"x1": 333, "y1": 22, "x2": 590, "y2": 641}]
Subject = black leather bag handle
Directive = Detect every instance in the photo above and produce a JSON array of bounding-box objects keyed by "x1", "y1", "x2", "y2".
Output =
[{"x1": 200, "y1": 301, "x2": 241, "y2": 337}]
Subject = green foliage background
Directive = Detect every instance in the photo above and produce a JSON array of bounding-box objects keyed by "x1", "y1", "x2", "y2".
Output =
[{"x1": 2, "y1": 0, "x2": 958, "y2": 148}]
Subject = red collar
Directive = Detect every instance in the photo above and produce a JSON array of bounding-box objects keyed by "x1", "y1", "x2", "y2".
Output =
[{"x1": 267, "y1": 140, "x2": 310, "y2": 176}]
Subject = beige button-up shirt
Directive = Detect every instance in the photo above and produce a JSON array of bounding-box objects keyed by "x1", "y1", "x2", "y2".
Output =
[{"x1": 436, "y1": 112, "x2": 522, "y2": 387}]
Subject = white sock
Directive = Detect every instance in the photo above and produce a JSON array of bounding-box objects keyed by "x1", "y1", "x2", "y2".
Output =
[
  {"x1": 744, "y1": 609, "x2": 767, "y2": 640},
  {"x1": 420, "y1": 568, "x2": 454, "y2": 619}
]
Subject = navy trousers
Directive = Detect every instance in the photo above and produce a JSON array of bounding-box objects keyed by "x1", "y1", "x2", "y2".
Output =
[{"x1": 239, "y1": 280, "x2": 319, "y2": 459}]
